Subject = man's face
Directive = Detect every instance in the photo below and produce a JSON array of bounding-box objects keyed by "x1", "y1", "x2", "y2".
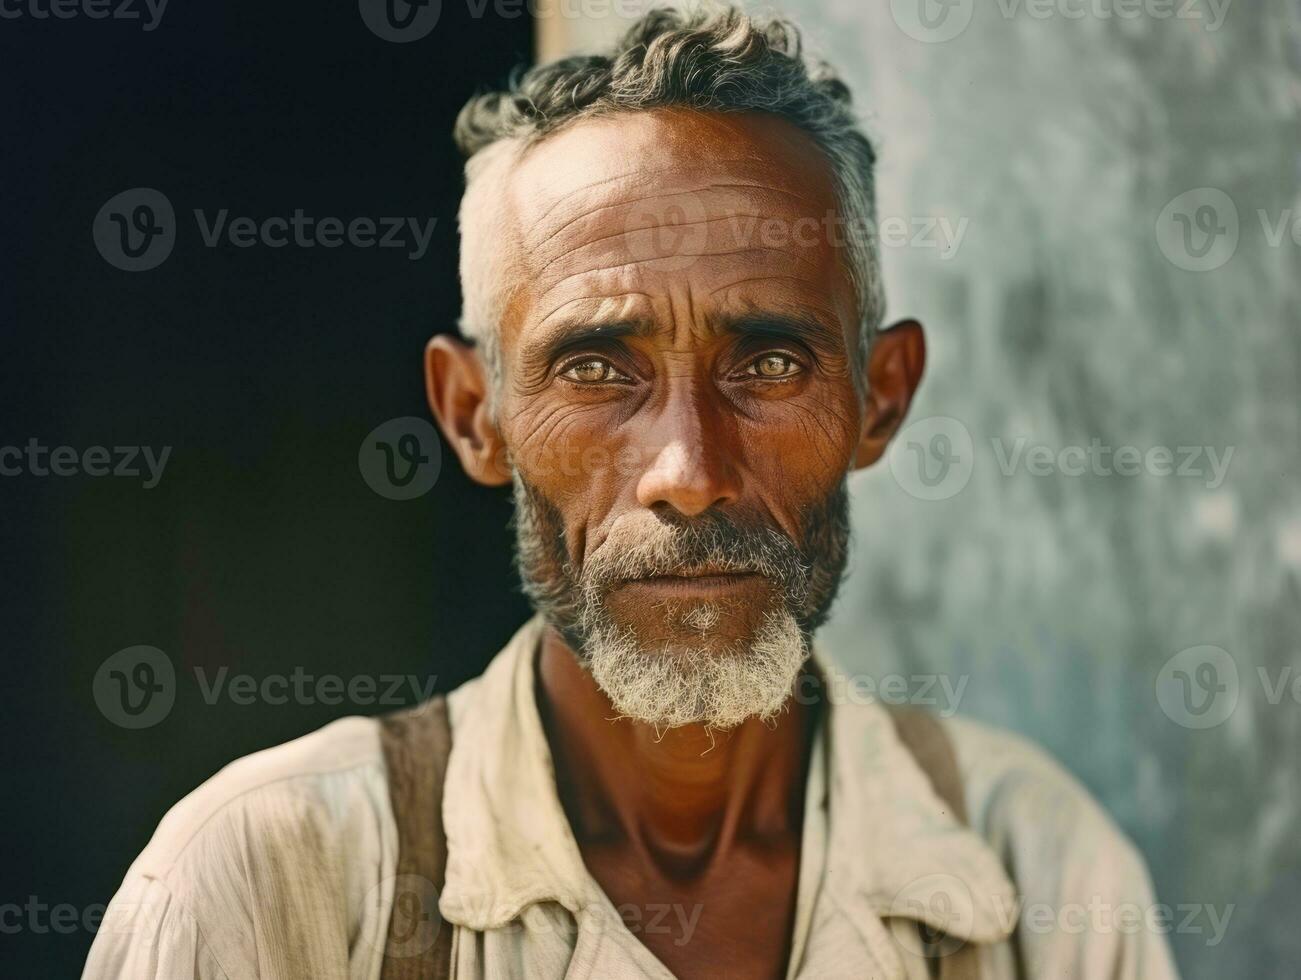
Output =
[{"x1": 456, "y1": 109, "x2": 874, "y2": 726}]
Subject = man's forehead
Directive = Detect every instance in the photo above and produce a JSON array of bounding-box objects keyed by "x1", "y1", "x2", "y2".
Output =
[
  {"x1": 505, "y1": 108, "x2": 841, "y2": 234},
  {"x1": 479, "y1": 108, "x2": 856, "y2": 349}
]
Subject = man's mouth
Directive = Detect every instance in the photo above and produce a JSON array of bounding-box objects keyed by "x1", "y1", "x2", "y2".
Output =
[{"x1": 614, "y1": 567, "x2": 768, "y2": 597}]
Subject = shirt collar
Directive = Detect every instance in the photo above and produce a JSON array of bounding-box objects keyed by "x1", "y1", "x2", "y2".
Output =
[{"x1": 439, "y1": 614, "x2": 1017, "y2": 945}]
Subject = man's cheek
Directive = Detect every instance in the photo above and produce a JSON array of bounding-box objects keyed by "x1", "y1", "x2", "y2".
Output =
[
  {"x1": 508, "y1": 406, "x2": 620, "y2": 486},
  {"x1": 743, "y1": 410, "x2": 857, "y2": 485}
]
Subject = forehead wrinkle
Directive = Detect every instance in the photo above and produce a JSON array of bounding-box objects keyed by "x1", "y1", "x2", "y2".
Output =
[
  {"x1": 536, "y1": 292, "x2": 656, "y2": 330},
  {"x1": 524, "y1": 178, "x2": 831, "y2": 256},
  {"x1": 541, "y1": 245, "x2": 821, "y2": 295},
  {"x1": 525, "y1": 154, "x2": 818, "y2": 228},
  {"x1": 708, "y1": 273, "x2": 827, "y2": 299},
  {"x1": 533, "y1": 208, "x2": 814, "y2": 280}
]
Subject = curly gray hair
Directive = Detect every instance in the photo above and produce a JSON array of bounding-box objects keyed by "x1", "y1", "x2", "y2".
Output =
[{"x1": 453, "y1": 5, "x2": 884, "y2": 382}]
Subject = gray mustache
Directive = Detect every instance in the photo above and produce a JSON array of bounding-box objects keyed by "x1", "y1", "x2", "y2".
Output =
[{"x1": 581, "y1": 514, "x2": 810, "y2": 594}]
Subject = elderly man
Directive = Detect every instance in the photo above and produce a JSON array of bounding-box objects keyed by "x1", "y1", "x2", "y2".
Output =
[{"x1": 85, "y1": 7, "x2": 1178, "y2": 979}]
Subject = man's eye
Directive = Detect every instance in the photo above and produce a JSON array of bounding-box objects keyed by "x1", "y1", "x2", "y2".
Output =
[
  {"x1": 560, "y1": 357, "x2": 627, "y2": 384},
  {"x1": 746, "y1": 353, "x2": 802, "y2": 379}
]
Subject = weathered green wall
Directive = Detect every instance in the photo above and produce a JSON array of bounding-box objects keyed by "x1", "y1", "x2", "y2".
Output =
[{"x1": 797, "y1": 2, "x2": 1299, "y2": 976}]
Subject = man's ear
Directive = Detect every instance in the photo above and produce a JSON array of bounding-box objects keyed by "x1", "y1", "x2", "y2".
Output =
[
  {"x1": 424, "y1": 334, "x2": 511, "y2": 486},
  {"x1": 854, "y1": 319, "x2": 926, "y2": 469}
]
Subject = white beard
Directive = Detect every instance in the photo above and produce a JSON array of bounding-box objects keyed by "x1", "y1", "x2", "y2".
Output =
[{"x1": 582, "y1": 608, "x2": 809, "y2": 730}]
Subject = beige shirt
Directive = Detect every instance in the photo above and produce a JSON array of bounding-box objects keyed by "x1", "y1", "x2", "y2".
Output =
[{"x1": 84, "y1": 616, "x2": 1179, "y2": 979}]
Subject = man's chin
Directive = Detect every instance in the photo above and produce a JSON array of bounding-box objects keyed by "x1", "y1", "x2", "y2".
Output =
[
  {"x1": 578, "y1": 603, "x2": 811, "y2": 730},
  {"x1": 598, "y1": 584, "x2": 782, "y2": 654}
]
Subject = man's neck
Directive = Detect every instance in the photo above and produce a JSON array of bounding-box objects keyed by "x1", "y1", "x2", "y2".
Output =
[{"x1": 534, "y1": 625, "x2": 819, "y2": 878}]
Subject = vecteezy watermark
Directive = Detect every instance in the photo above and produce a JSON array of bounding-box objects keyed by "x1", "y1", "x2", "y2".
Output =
[
  {"x1": 358, "y1": 0, "x2": 442, "y2": 43},
  {"x1": 358, "y1": 417, "x2": 442, "y2": 500},
  {"x1": 94, "y1": 189, "x2": 439, "y2": 271},
  {"x1": 793, "y1": 671, "x2": 970, "y2": 717},
  {"x1": 93, "y1": 645, "x2": 177, "y2": 729},
  {"x1": 622, "y1": 196, "x2": 970, "y2": 273},
  {"x1": 1156, "y1": 188, "x2": 1241, "y2": 272},
  {"x1": 92, "y1": 188, "x2": 176, "y2": 271},
  {"x1": 993, "y1": 0, "x2": 1232, "y2": 29},
  {"x1": 890, "y1": 0, "x2": 975, "y2": 44},
  {"x1": 1156, "y1": 186, "x2": 1301, "y2": 272},
  {"x1": 0, "y1": 897, "x2": 108, "y2": 935},
  {"x1": 889, "y1": 873, "x2": 977, "y2": 958},
  {"x1": 93, "y1": 645, "x2": 440, "y2": 729},
  {"x1": 0, "y1": 439, "x2": 171, "y2": 488},
  {"x1": 889, "y1": 874, "x2": 1234, "y2": 953},
  {"x1": 1157, "y1": 646, "x2": 1301, "y2": 729},
  {"x1": 192, "y1": 666, "x2": 440, "y2": 708},
  {"x1": 888, "y1": 416, "x2": 977, "y2": 502},
  {"x1": 888, "y1": 416, "x2": 1235, "y2": 501},
  {"x1": 890, "y1": 0, "x2": 1232, "y2": 43},
  {"x1": 991, "y1": 438, "x2": 1233, "y2": 490},
  {"x1": 1008, "y1": 896, "x2": 1233, "y2": 946},
  {"x1": 361, "y1": 874, "x2": 444, "y2": 958},
  {"x1": 0, "y1": 0, "x2": 169, "y2": 31},
  {"x1": 360, "y1": 0, "x2": 664, "y2": 43}
]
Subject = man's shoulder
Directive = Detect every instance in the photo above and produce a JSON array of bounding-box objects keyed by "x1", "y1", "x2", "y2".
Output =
[
  {"x1": 88, "y1": 715, "x2": 398, "y2": 978},
  {"x1": 129, "y1": 714, "x2": 392, "y2": 881},
  {"x1": 938, "y1": 713, "x2": 1157, "y2": 904}
]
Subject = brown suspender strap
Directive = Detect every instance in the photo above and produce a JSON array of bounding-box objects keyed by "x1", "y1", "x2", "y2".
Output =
[
  {"x1": 887, "y1": 707, "x2": 984, "y2": 980},
  {"x1": 888, "y1": 706, "x2": 969, "y2": 825},
  {"x1": 377, "y1": 695, "x2": 455, "y2": 980}
]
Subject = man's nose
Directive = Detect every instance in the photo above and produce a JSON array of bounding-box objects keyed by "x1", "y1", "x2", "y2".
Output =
[{"x1": 634, "y1": 395, "x2": 742, "y2": 517}]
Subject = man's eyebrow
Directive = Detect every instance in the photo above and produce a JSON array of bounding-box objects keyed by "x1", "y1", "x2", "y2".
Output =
[
  {"x1": 715, "y1": 310, "x2": 845, "y2": 347},
  {"x1": 523, "y1": 318, "x2": 657, "y2": 362}
]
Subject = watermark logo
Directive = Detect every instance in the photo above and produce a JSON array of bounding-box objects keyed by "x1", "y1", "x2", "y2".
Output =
[
  {"x1": 1158, "y1": 646, "x2": 1301, "y2": 728},
  {"x1": 93, "y1": 645, "x2": 176, "y2": 729},
  {"x1": 1156, "y1": 645, "x2": 1239, "y2": 729},
  {"x1": 890, "y1": 873, "x2": 975, "y2": 958},
  {"x1": 95, "y1": 645, "x2": 440, "y2": 728},
  {"x1": 889, "y1": 415, "x2": 975, "y2": 501},
  {"x1": 95, "y1": 190, "x2": 439, "y2": 268},
  {"x1": 93, "y1": 188, "x2": 175, "y2": 272},
  {"x1": 359, "y1": 0, "x2": 442, "y2": 42},
  {"x1": 623, "y1": 190, "x2": 710, "y2": 274},
  {"x1": 359, "y1": 417, "x2": 442, "y2": 500},
  {"x1": 363, "y1": 874, "x2": 443, "y2": 958},
  {"x1": 1156, "y1": 187, "x2": 1240, "y2": 272},
  {"x1": 890, "y1": 0, "x2": 975, "y2": 43}
]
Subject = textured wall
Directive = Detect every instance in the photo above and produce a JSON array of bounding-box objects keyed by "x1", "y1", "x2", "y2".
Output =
[{"x1": 797, "y1": 2, "x2": 1299, "y2": 977}]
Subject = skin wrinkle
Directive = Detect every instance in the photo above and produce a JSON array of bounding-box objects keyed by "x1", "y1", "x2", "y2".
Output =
[
  {"x1": 529, "y1": 188, "x2": 807, "y2": 256},
  {"x1": 530, "y1": 181, "x2": 829, "y2": 247},
  {"x1": 523, "y1": 149, "x2": 826, "y2": 233},
  {"x1": 536, "y1": 292, "x2": 656, "y2": 330},
  {"x1": 533, "y1": 210, "x2": 808, "y2": 279},
  {"x1": 539, "y1": 245, "x2": 819, "y2": 295}
]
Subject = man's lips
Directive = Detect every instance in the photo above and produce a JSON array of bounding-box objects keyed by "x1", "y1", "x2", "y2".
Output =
[{"x1": 613, "y1": 570, "x2": 767, "y2": 596}]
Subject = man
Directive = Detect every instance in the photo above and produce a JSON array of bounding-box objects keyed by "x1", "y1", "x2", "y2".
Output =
[{"x1": 85, "y1": 7, "x2": 1178, "y2": 979}]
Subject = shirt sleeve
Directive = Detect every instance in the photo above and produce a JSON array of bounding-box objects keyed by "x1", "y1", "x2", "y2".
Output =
[
  {"x1": 946, "y1": 716, "x2": 1182, "y2": 980},
  {"x1": 82, "y1": 874, "x2": 233, "y2": 980},
  {"x1": 80, "y1": 716, "x2": 396, "y2": 980}
]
